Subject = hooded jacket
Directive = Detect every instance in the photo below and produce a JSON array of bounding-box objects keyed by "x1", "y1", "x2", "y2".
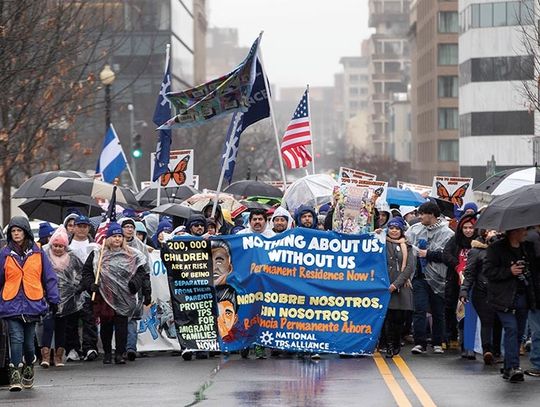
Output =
[
  {"x1": 185, "y1": 214, "x2": 208, "y2": 235},
  {"x1": 459, "y1": 237, "x2": 489, "y2": 300},
  {"x1": 443, "y1": 214, "x2": 477, "y2": 282},
  {"x1": 405, "y1": 217, "x2": 454, "y2": 296},
  {"x1": 271, "y1": 207, "x2": 294, "y2": 232},
  {"x1": 0, "y1": 216, "x2": 60, "y2": 319},
  {"x1": 294, "y1": 205, "x2": 318, "y2": 229}
]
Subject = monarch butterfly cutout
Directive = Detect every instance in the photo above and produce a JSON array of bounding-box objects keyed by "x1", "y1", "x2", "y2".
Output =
[
  {"x1": 160, "y1": 155, "x2": 190, "y2": 187},
  {"x1": 370, "y1": 187, "x2": 385, "y2": 205},
  {"x1": 436, "y1": 181, "x2": 469, "y2": 208}
]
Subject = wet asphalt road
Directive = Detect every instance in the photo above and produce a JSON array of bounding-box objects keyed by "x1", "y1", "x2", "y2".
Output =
[{"x1": 2, "y1": 346, "x2": 540, "y2": 406}]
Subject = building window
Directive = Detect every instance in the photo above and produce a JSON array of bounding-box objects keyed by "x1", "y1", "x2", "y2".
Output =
[
  {"x1": 349, "y1": 87, "x2": 359, "y2": 96},
  {"x1": 438, "y1": 44, "x2": 458, "y2": 65},
  {"x1": 459, "y1": 55, "x2": 534, "y2": 84},
  {"x1": 438, "y1": 140, "x2": 459, "y2": 162},
  {"x1": 439, "y1": 11, "x2": 459, "y2": 33},
  {"x1": 471, "y1": 4, "x2": 480, "y2": 28},
  {"x1": 480, "y1": 3, "x2": 493, "y2": 27},
  {"x1": 438, "y1": 76, "x2": 458, "y2": 98},
  {"x1": 460, "y1": 111, "x2": 534, "y2": 136},
  {"x1": 493, "y1": 2, "x2": 507, "y2": 26},
  {"x1": 349, "y1": 74, "x2": 359, "y2": 83},
  {"x1": 438, "y1": 108, "x2": 459, "y2": 130}
]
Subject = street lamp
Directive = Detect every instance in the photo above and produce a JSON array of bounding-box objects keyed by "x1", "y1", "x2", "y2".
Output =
[{"x1": 99, "y1": 64, "x2": 115, "y2": 132}]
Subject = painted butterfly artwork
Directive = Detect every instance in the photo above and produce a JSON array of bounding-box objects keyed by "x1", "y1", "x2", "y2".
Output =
[
  {"x1": 160, "y1": 155, "x2": 190, "y2": 187},
  {"x1": 370, "y1": 187, "x2": 385, "y2": 204},
  {"x1": 436, "y1": 181, "x2": 469, "y2": 208}
]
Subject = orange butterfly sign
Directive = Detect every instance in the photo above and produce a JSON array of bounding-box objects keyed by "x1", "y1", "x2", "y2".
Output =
[
  {"x1": 160, "y1": 155, "x2": 190, "y2": 187},
  {"x1": 436, "y1": 181, "x2": 469, "y2": 208}
]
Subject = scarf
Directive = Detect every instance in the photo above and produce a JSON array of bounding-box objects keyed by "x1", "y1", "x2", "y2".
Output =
[
  {"x1": 46, "y1": 246, "x2": 70, "y2": 272},
  {"x1": 386, "y1": 237, "x2": 408, "y2": 274}
]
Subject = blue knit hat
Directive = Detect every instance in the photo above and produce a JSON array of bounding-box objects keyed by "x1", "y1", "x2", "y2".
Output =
[
  {"x1": 387, "y1": 217, "x2": 406, "y2": 231},
  {"x1": 106, "y1": 222, "x2": 123, "y2": 238},
  {"x1": 38, "y1": 222, "x2": 55, "y2": 239}
]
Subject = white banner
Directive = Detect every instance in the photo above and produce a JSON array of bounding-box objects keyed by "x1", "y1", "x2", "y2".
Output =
[
  {"x1": 397, "y1": 181, "x2": 431, "y2": 197},
  {"x1": 136, "y1": 250, "x2": 180, "y2": 352}
]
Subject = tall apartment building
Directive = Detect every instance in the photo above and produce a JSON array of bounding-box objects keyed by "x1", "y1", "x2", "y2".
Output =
[
  {"x1": 409, "y1": 0, "x2": 459, "y2": 184},
  {"x1": 339, "y1": 55, "x2": 371, "y2": 156},
  {"x1": 459, "y1": 0, "x2": 536, "y2": 182},
  {"x1": 367, "y1": 0, "x2": 411, "y2": 157}
]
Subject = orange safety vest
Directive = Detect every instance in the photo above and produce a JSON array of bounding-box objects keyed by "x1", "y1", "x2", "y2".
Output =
[{"x1": 2, "y1": 253, "x2": 44, "y2": 301}]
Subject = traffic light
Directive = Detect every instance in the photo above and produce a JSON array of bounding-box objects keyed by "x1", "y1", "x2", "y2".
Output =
[{"x1": 132, "y1": 133, "x2": 142, "y2": 159}]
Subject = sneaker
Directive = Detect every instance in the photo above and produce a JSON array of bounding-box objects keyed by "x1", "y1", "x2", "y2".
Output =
[
  {"x1": 181, "y1": 350, "x2": 193, "y2": 361},
  {"x1": 411, "y1": 345, "x2": 426, "y2": 354},
  {"x1": 432, "y1": 346, "x2": 444, "y2": 354},
  {"x1": 126, "y1": 350, "x2": 137, "y2": 361},
  {"x1": 21, "y1": 364, "x2": 34, "y2": 389},
  {"x1": 524, "y1": 368, "x2": 540, "y2": 377},
  {"x1": 310, "y1": 353, "x2": 321, "y2": 360},
  {"x1": 240, "y1": 348, "x2": 250, "y2": 359},
  {"x1": 66, "y1": 349, "x2": 80, "y2": 362},
  {"x1": 84, "y1": 349, "x2": 98, "y2": 361},
  {"x1": 465, "y1": 350, "x2": 476, "y2": 360},
  {"x1": 385, "y1": 346, "x2": 394, "y2": 359},
  {"x1": 448, "y1": 340, "x2": 460, "y2": 350},
  {"x1": 255, "y1": 345, "x2": 266, "y2": 359},
  {"x1": 195, "y1": 352, "x2": 209, "y2": 360},
  {"x1": 103, "y1": 353, "x2": 112, "y2": 364},
  {"x1": 8, "y1": 364, "x2": 23, "y2": 392},
  {"x1": 509, "y1": 368, "x2": 525, "y2": 383},
  {"x1": 114, "y1": 354, "x2": 126, "y2": 365}
]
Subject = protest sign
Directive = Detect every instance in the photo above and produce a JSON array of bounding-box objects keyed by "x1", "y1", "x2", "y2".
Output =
[
  {"x1": 397, "y1": 181, "x2": 431, "y2": 197},
  {"x1": 162, "y1": 229, "x2": 390, "y2": 355},
  {"x1": 338, "y1": 167, "x2": 377, "y2": 185},
  {"x1": 431, "y1": 176, "x2": 475, "y2": 209},
  {"x1": 161, "y1": 239, "x2": 219, "y2": 351},
  {"x1": 150, "y1": 149, "x2": 194, "y2": 188},
  {"x1": 331, "y1": 184, "x2": 377, "y2": 234}
]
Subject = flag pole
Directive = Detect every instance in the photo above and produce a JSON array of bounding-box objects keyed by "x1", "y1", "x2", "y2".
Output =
[
  {"x1": 156, "y1": 43, "x2": 171, "y2": 206},
  {"x1": 306, "y1": 85, "x2": 316, "y2": 175},
  {"x1": 257, "y1": 42, "x2": 287, "y2": 189},
  {"x1": 211, "y1": 148, "x2": 230, "y2": 218}
]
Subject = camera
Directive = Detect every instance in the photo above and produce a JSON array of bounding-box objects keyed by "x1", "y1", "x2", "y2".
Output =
[{"x1": 516, "y1": 260, "x2": 531, "y2": 286}]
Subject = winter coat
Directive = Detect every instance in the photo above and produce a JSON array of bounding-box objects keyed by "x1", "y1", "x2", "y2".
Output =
[
  {"x1": 125, "y1": 237, "x2": 152, "y2": 319},
  {"x1": 459, "y1": 238, "x2": 489, "y2": 300},
  {"x1": 525, "y1": 229, "x2": 540, "y2": 309},
  {"x1": 386, "y1": 240, "x2": 414, "y2": 310},
  {"x1": 484, "y1": 237, "x2": 536, "y2": 312},
  {"x1": 442, "y1": 214, "x2": 476, "y2": 284},
  {"x1": 405, "y1": 218, "x2": 454, "y2": 296},
  {"x1": 0, "y1": 217, "x2": 59, "y2": 319}
]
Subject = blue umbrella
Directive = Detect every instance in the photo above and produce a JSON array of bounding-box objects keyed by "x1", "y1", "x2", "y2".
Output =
[{"x1": 386, "y1": 187, "x2": 426, "y2": 207}]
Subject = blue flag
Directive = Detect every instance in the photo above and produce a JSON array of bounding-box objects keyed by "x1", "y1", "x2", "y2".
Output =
[
  {"x1": 220, "y1": 59, "x2": 270, "y2": 184},
  {"x1": 152, "y1": 46, "x2": 173, "y2": 182},
  {"x1": 96, "y1": 125, "x2": 127, "y2": 183}
]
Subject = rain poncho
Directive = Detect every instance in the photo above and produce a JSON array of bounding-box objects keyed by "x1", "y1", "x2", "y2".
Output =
[
  {"x1": 271, "y1": 207, "x2": 294, "y2": 231},
  {"x1": 43, "y1": 246, "x2": 85, "y2": 317},
  {"x1": 91, "y1": 247, "x2": 147, "y2": 317}
]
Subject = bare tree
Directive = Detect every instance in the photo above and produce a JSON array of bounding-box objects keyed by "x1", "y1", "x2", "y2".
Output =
[{"x1": 0, "y1": 0, "x2": 157, "y2": 224}]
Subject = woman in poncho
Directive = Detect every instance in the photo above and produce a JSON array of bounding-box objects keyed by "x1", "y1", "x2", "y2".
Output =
[
  {"x1": 41, "y1": 226, "x2": 85, "y2": 367},
  {"x1": 82, "y1": 223, "x2": 146, "y2": 365}
]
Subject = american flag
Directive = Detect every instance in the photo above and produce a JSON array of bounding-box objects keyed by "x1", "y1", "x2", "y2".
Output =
[
  {"x1": 280, "y1": 89, "x2": 312, "y2": 169},
  {"x1": 94, "y1": 186, "x2": 117, "y2": 245}
]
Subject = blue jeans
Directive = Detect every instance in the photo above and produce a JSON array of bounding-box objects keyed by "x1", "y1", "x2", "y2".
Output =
[
  {"x1": 528, "y1": 309, "x2": 540, "y2": 370},
  {"x1": 126, "y1": 319, "x2": 138, "y2": 352},
  {"x1": 412, "y1": 278, "x2": 445, "y2": 347},
  {"x1": 497, "y1": 293, "x2": 528, "y2": 370},
  {"x1": 7, "y1": 318, "x2": 36, "y2": 366}
]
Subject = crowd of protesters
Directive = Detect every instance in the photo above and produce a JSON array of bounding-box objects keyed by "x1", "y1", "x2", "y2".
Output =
[{"x1": 1, "y1": 194, "x2": 540, "y2": 391}]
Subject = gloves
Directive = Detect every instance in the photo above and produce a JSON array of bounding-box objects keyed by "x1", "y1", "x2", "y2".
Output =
[
  {"x1": 49, "y1": 303, "x2": 58, "y2": 315},
  {"x1": 128, "y1": 280, "x2": 138, "y2": 295},
  {"x1": 90, "y1": 283, "x2": 100, "y2": 293},
  {"x1": 143, "y1": 294, "x2": 152, "y2": 306}
]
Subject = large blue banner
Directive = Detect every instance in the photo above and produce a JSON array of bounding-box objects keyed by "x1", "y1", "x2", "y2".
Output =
[{"x1": 162, "y1": 228, "x2": 390, "y2": 355}]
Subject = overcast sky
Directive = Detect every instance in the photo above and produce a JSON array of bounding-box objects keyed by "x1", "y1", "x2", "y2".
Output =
[{"x1": 207, "y1": 0, "x2": 371, "y2": 89}]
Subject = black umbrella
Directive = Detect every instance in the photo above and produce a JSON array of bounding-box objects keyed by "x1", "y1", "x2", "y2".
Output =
[
  {"x1": 240, "y1": 200, "x2": 271, "y2": 211},
  {"x1": 13, "y1": 170, "x2": 90, "y2": 199},
  {"x1": 136, "y1": 185, "x2": 199, "y2": 206},
  {"x1": 150, "y1": 203, "x2": 201, "y2": 220},
  {"x1": 475, "y1": 167, "x2": 540, "y2": 195},
  {"x1": 224, "y1": 180, "x2": 283, "y2": 198},
  {"x1": 475, "y1": 184, "x2": 540, "y2": 231},
  {"x1": 19, "y1": 196, "x2": 103, "y2": 224},
  {"x1": 427, "y1": 197, "x2": 455, "y2": 219}
]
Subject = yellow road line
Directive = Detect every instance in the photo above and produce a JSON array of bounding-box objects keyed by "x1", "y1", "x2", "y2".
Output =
[
  {"x1": 373, "y1": 352, "x2": 412, "y2": 407},
  {"x1": 393, "y1": 355, "x2": 437, "y2": 407}
]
